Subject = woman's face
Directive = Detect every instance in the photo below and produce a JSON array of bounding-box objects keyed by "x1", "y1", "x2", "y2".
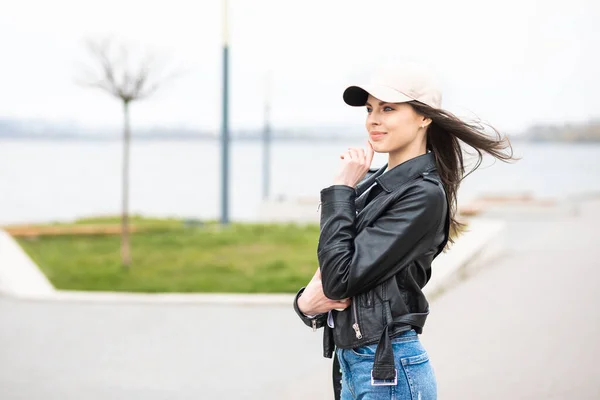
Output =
[{"x1": 365, "y1": 94, "x2": 429, "y2": 154}]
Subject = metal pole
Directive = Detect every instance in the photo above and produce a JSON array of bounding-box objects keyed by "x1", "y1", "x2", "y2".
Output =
[
  {"x1": 220, "y1": 0, "x2": 230, "y2": 225},
  {"x1": 262, "y1": 71, "x2": 271, "y2": 200}
]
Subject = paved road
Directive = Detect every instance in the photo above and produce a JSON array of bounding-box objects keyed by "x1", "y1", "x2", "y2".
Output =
[
  {"x1": 421, "y1": 199, "x2": 600, "y2": 399},
  {"x1": 1, "y1": 200, "x2": 599, "y2": 399}
]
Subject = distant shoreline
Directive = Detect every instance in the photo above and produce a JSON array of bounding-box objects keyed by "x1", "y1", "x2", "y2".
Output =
[
  {"x1": 0, "y1": 135, "x2": 363, "y2": 143},
  {"x1": 0, "y1": 135, "x2": 599, "y2": 143}
]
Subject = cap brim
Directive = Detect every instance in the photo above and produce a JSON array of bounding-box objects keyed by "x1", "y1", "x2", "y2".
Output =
[{"x1": 343, "y1": 85, "x2": 414, "y2": 107}]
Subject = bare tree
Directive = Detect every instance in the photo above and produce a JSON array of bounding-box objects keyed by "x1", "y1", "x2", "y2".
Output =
[{"x1": 77, "y1": 37, "x2": 177, "y2": 269}]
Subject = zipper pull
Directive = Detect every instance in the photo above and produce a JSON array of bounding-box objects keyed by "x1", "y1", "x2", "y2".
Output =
[
  {"x1": 312, "y1": 319, "x2": 317, "y2": 332},
  {"x1": 352, "y1": 323, "x2": 363, "y2": 339}
]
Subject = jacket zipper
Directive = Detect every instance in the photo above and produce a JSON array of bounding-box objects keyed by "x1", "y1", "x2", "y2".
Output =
[{"x1": 351, "y1": 297, "x2": 363, "y2": 339}]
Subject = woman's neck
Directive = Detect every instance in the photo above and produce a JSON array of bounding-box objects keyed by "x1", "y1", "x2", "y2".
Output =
[{"x1": 387, "y1": 142, "x2": 427, "y2": 170}]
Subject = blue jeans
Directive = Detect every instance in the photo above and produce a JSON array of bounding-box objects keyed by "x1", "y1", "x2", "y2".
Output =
[{"x1": 336, "y1": 330, "x2": 437, "y2": 400}]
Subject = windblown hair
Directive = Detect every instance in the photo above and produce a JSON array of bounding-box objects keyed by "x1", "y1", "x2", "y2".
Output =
[{"x1": 408, "y1": 101, "x2": 517, "y2": 244}]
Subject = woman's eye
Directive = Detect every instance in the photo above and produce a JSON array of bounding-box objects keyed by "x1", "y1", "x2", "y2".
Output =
[
  {"x1": 366, "y1": 107, "x2": 372, "y2": 113},
  {"x1": 384, "y1": 106, "x2": 394, "y2": 111}
]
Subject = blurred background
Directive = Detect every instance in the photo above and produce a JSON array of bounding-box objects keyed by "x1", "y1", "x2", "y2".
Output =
[
  {"x1": 0, "y1": 0, "x2": 599, "y2": 226},
  {"x1": 0, "y1": 0, "x2": 599, "y2": 399}
]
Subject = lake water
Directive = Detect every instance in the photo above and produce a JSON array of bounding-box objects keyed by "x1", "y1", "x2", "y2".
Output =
[{"x1": 1, "y1": 139, "x2": 599, "y2": 225}]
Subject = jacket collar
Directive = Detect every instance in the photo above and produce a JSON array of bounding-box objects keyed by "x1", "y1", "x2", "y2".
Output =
[{"x1": 375, "y1": 152, "x2": 437, "y2": 193}]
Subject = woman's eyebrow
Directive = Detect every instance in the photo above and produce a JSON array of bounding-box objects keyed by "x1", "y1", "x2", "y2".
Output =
[{"x1": 365, "y1": 101, "x2": 388, "y2": 107}]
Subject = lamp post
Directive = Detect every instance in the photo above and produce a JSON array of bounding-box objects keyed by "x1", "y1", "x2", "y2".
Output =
[
  {"x1": 220, "y1": 0, "x2": 230, "y2": 225},
  {"x1": 262, "y1": 71, "x2": 272, "y2": 200}
]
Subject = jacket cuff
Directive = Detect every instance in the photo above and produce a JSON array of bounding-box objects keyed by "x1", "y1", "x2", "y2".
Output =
[
  {"x1": 320, "y1": 185, "x2": 356, "y2": 204},
  {"x1": 293, "y1": 287, "x2": 327, "y2": 329}
]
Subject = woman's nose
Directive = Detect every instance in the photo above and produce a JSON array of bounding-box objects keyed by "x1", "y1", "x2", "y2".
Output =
[{"x1": 368, "y1": 114, "x2": 381, "y2": 126}]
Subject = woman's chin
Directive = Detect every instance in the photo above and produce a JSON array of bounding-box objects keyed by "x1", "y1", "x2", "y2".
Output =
[{"x1": 369, "y1": 142, "x2": 386, "y2": 153}]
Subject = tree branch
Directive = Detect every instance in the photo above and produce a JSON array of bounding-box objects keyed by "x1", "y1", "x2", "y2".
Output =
[{"x1": 78, "y1": 37, "x2": 181, "y2": 103}]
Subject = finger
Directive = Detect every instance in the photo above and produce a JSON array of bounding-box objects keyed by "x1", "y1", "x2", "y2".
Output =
[
  {"x1": 333, "y1": 301, "x2": 350, "y2": 311},
  {"x1": 348, "y1": 148, "x2": 360, "y2": 161},
  {"x1": 325, "y1": 296, "x2": 349, "y2": 304},
  {"x1": 365, "y1": 141, "x2": 375, "y2": 166},
  {"x1": 358, "y1": 148, "x2": 366, "y2": 164}
]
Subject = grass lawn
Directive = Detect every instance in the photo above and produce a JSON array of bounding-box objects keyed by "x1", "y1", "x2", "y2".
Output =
[{"x1": 14, "y1": 216, "x2": 321, "y2": 293}]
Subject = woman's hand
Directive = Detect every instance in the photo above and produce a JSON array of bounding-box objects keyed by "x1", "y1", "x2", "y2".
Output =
[
  {"x1": 333, "y1": 141, "x2": 375, "y2": 187},
  {"x1": 298, "y1": 268, "x2": 351, "y2": 316}
]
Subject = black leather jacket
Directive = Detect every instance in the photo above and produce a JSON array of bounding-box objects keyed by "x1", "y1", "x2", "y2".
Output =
[{"x1": 293, "y1": 152, "x2": 449, "y2": 381}]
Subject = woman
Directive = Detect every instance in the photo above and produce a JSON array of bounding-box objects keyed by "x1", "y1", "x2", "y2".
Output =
[{"x1": 293, "y1": 63, "x2": 514, "y2": 399}]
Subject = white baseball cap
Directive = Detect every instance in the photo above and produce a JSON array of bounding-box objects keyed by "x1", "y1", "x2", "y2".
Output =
[{"x1": 343, "y1": 63, "x2": 442, "y2": 109}]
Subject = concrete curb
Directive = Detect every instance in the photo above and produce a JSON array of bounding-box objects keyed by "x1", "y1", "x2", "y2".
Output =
[
  {"x1": 0, "y1": 230, "x2": 55, "y2": 297},
  {"x1": 35, "y1": 291, "x2": 297, "y2": 305},
  {"x1": 0, "y1": 218, "x2": 505, "y2": 304},
  {"x1": 424, "y1": 218, "x2": 506, "y2": 299}
]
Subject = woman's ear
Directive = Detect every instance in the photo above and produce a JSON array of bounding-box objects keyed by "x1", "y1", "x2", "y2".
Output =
[{"x1": 421, "y1": 117, "x2": 432, "y2": 129}]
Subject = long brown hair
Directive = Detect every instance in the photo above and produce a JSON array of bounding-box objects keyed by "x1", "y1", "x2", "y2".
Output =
[{"x1": 408, "y1": 101, "x2": 516, "y2": 244}]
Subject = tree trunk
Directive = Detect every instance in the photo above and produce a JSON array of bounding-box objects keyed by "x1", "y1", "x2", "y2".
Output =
[{"x1": 121, "y1": 100, "x2": 132, "y2": 268}]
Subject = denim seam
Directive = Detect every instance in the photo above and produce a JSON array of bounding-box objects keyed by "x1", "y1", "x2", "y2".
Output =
[
  {"x1": 400, "y1": 361, "x2": 416, "y2": 400},
  {"x1": 338, "y1": 349, "x2": 356, "y2": 398},
  {"x1": 349, "y1": 337, "x2": 419, "y2": 358},
  {"x1": 338, "y1": 331, "x2": 418, "y2": 351},
  {"x1": 401, "y1": 352, "x2": 429, "y2": 365}
]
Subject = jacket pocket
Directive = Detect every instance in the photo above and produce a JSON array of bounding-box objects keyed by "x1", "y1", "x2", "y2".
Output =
[{"x1": 360, "y1": 290, "x2": 374, "y2": 309}]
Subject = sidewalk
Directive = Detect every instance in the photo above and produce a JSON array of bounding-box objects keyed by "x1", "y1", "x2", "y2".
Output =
[
  {"x1": 0, "y1": 199, "x2": 598, "y2": 399},
  {"x1": 421, "y1": 198, "x2": 600, "y2": 399}
]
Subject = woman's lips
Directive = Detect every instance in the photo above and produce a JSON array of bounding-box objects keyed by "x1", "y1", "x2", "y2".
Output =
[{"x1": 369, "y1": 131, "x2": 386, "y2": 140}]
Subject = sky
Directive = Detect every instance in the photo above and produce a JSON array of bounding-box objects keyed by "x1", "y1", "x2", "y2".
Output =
[{"x1": 0, "y1": 0, "x2": 598, "y2": 135}]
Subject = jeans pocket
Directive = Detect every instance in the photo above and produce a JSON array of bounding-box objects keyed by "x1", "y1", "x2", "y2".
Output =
[
  {"x1": 399, "y1": 352, "x2": 437, "y2": 400},
  {"x1": 350, "y1": 343, "x2": 378, "y2": 357}
]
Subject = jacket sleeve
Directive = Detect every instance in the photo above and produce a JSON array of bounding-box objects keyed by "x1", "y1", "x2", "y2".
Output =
[
  {"x1": 317, "y1": 183, "x2": 445, "y2": 300},
  {"x1": 293, "y1": 287, "x2": 328, "y2": 329}
]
